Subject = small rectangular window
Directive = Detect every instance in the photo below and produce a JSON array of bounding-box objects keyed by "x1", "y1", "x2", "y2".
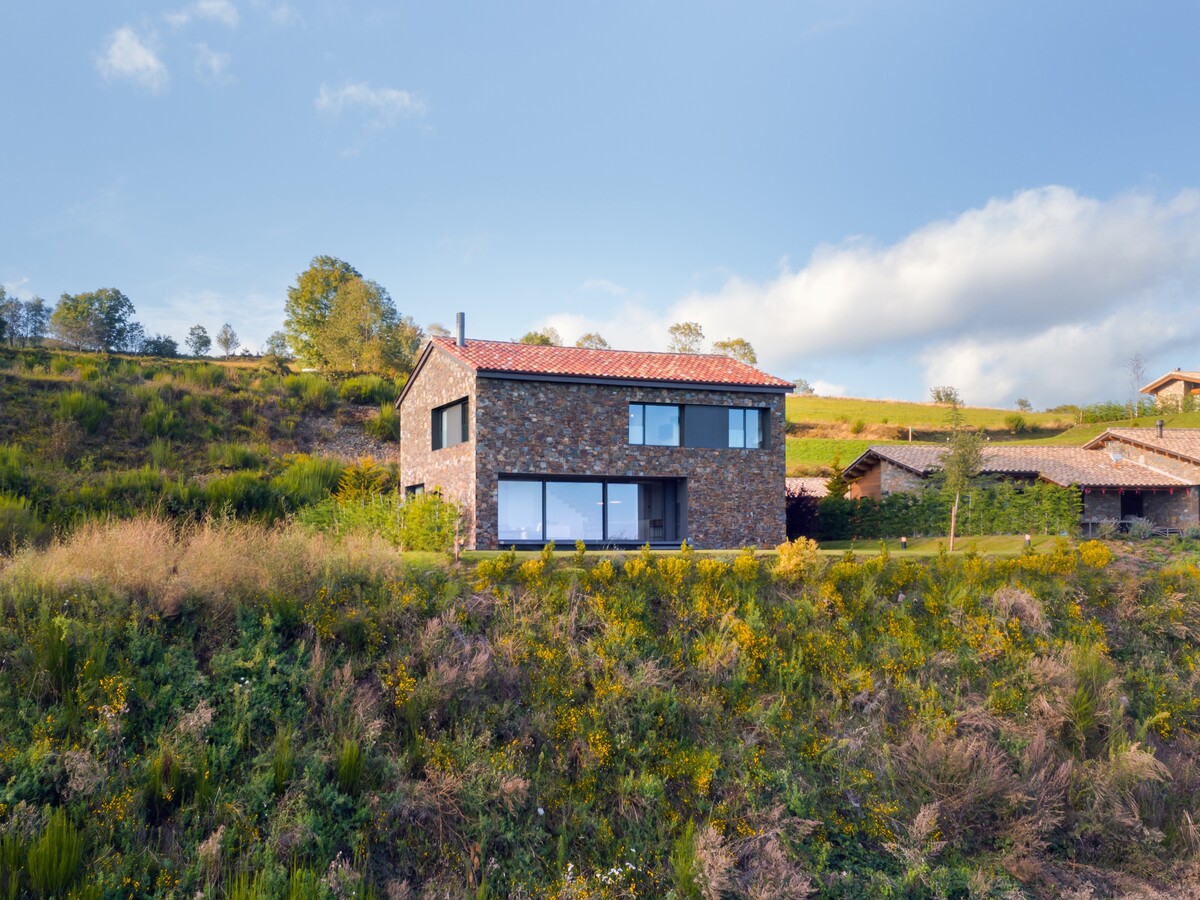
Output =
[
  {"x1": 432, "y1": 398, "x2": 468, "y2": 450},
  {"x1": 405, "y1": 484, "x2": 425, "y2": 497},
  {"x1": 629, "y1": 403, "x2": 680, "y2": 446},
  {"x1": 728, "y1": 408, "x2": 765, "y2": 449}
]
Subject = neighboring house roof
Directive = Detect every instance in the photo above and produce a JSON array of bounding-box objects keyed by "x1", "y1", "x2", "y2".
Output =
[
  {"x1": 786, "y1": 476, "x2": 829, "y2": 498},
  {"x1": 1140, "y1": 370, "x2": 1200, "y2": 394},
  {"x1": 398, "y1": 337, "x2": 794, "y2": 405},
  {"x1": 1086, "y1": 427, "x2": 1200, "y2": 464},
  {"x1": 844, "y1": 444, "x2": 1192, "y2": 489}
]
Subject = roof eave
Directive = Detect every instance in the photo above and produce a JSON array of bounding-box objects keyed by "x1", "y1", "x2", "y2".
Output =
[{"x1": 474, "y1": 370, "x2": 791, "y2": 393}]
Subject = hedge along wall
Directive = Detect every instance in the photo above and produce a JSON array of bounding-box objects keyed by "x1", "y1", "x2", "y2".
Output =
[{"x1": 817, "y1": 480, "x2": 1083, "y2": 540}]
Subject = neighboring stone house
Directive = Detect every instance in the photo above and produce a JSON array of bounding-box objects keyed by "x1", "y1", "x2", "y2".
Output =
[
  {"x1": 396, "y1": 324, "x2": 793, "y2": 550},
  {"x1": 843, "y1": 426, "x2": 1200, "y2": 530},
  {"x1": 1141, "y1": 369, "x2": 1200, "y2": 409}
]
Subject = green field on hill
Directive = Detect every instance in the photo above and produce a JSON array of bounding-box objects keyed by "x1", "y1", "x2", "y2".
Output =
[{"x1": 786, "y1": 395, "x2": 1072, "y2": 430}]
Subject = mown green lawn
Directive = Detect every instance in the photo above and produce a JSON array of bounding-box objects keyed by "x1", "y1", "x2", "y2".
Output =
[{"x1": 786, "y1": 394, "x2": 1071, "y2": 430}]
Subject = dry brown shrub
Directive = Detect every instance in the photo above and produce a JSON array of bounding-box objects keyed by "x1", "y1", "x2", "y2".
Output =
[
  {"x1": 62, "y1": 750, "x2": 103, "y2": 799},
  {"x1": 737, "y1": 833, "x2": 814, "y2": 900},
  {"x1": 1000, "y1": 728, "x2": 1073, "y2": 883},
  {"x1": 990, "y1": 587, "x2": 1047, "y2": 635},
  {"x1": 7, "y1": 517, "x2": 177, "y2": 600},
  {"x1": 693, "y1": 824, "x2": 735, "y2": 900},
  {"x1": 893, "y1": 727, "x2": 1019, "y2": 852}
]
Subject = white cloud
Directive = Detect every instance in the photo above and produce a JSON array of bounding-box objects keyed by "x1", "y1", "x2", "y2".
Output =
[
  {"x1": 97, "y1": 27, "x2": 169, "y2": 93},
  {"x1": 194, "y1": 43, "x2": 231, "y2": 80},
  {"x1": 810, "y1": 380, "x2": 847, "y2": 397},
  {"x1": 315, "y1": 81, "x2": 426, "y2": 128},
  {"x1": 645, "y1": 186, "x2": 1200, "y2": 406},
  {"x1": 167, "y1": 0, "x2": 240, "y2": 28}
]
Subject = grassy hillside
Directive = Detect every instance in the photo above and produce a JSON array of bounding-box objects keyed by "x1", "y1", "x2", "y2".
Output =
[
  {"x1": 783, "y1": 396, "x2": 1078, "y2": 476},
  {"x1": 0, "y1": 524, "x2": 1196, "y2": 897},
  {"x1": 0, "y1": 348, "x2": 403, "y2": 540},
  {"x1": 785, "y1": 396, "x2": 1072, "y2": 431}
]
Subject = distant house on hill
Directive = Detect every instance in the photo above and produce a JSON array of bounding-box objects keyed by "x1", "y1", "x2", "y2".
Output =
[
  {"x1": 843, "y1": 425, "x2": 1200, "y2": 531},
  {"x1": 395, "y1": 316, "x2": 793, "y2": 550},
  {"x1": 1141, "y1": 369, "x2": 1200, "y2": 409}
]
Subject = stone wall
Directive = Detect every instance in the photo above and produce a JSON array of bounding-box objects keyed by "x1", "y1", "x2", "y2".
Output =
[
  {"x1": 473, "y1": 377, "x2": 786, "y2": 550},
  {"x1": 1104, "y1": 437, "x2": 1200, "y2": 483},
  {"x1": 1081, "y1": 488, "x2": 1198, "y2": 530},
  {"x1": 880, "y1": 461, "x2": 929, "y2": 496},
  {"x1": 398, "y1": 349, "x2": 478, "y2": 539}
]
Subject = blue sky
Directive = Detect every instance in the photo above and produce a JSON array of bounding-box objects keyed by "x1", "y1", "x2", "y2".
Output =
[{"x1": 4, "y1": 1, "x2": 1200, "y2": 406}]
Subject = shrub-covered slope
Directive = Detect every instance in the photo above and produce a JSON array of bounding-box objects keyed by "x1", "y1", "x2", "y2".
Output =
[
  {"x1": 0, "y1": 349, "x2": 403, "y2": 539},
  {"x1": 0, "y1": 526, "x2": 1197, "y2": 897}
]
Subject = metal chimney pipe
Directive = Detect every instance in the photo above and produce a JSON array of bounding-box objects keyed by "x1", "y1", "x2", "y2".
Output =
[
  {"x1": 455, "y1": 312, "x2": 465, "y2": 347},
  {"x1": 1157, "y1": 419, "x2": 1165, "y2": 439}
]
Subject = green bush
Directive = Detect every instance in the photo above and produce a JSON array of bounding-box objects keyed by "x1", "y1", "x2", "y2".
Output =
[
  {"x1": 364, "y1": 404, "x2": 400, "y2": 442},
  {"x1": 1004, "y1": 413, "x2": 1027, "y2": 434},
  {"x1": 179, "y1": 362, "x2": 226, "y2": 389},
  {"x1": 336, "y1": 737, "x2": 363, "y2": 795},
  {"x1": 272, "y1": 456, "x2": 344, "y2": 508},
  {"x1": 817, "y1": 480, "x2": 1082, "y2": 539},
  {"x1": 49, "y1": 356, "x2": 74, "y2": 376},
  {"x1": 209, "y1": 442, "x2": 265, "y2": 470},
  {"x1": 339, "y1": 374, "x2": 399, "y2": 406},
  {"x1": 55, "y1": 390, "x2": 108, "y2": 434},
  {"x1": 283, "y1": 374, "x2": 337, "y2": 412},
  {"x1": 26, "y1": 810, "x2": 82, "y2": 897},
  {"x1": 204, "y1": 471, "x2": 276, "y2": 517},
  {"x1": 141, "y1": 397, "x2": 184, "y2": 439},
  {"x1": 0, "y1": 494, "x2": 48, "y2": 550}
]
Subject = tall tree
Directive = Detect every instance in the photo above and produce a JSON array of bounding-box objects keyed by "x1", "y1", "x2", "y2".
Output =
[
  {"x1": 315, "y1": 277, "x2": 422, "y2": 372},
  {"x1": 215, "y1": 323, "x2": 239, "y2": 357},
  {"x1": 186, "y1": 324, "x2": 211, "y2": 357},
  {"x1": 942, "y1": 397, "x2": 984, "y2": 551},
  {"x1": 0, "y1": 287, "x2": 14, "y2": 346},
  {"x1": 263, "y1": 331, "x2": 291, "y2": 359},
  {"x1": 517, "y1": 327, "x2": 562, "y2": 346},
  {"x1": 50, "y1": 288, "x2": 136, "y2": 352},
  {"x1": 575, "y1": 332, "x2": 611, "y2": 350},
  {"x1": 667, "y1": 321, "x2": 705, "y2": 353},
  {"x1": 140, "y1": 333, "x2": 179, "y2": 357},
  {"x1": 24, "y1": 298, "x2": 49, "y2": 346},
  {"x1": 284, "y1": 256, "x2": 362, "y2": 366},
  {"x1": 711, "y1": 337, "x2": 757, "y2": 364}
]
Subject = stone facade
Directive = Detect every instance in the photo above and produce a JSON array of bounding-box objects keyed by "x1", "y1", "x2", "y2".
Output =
[
  {"x1": 848, "y1": 460, "x2": 927, "y2": 500},
  {"x1": 1082, "y1": 489, "x2": 1198, "y2": 530},
  {"x1": 473, "y1": 378, "x2": 785, "y2": 549},
  {"x1": 398, "y1": 349, "x2": 479, "y2": 539},
  {"x1": 399, "y1": 344, "x2": 786, "y2": 550}
]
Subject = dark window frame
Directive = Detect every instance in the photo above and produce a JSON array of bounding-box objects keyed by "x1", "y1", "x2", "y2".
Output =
[
  {"x1": 497, "y1": 474, "x2": 684, "y2": 545},
  {"x1": 628, "y1": 401, "x2": 768, "y2": 449},
  {"x1": 431, "y1": 397, "x2": 469, "y2": 450}
]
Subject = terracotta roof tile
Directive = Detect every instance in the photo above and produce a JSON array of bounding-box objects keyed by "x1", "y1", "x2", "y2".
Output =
[
  {"x1": 430, "y1": 337, "x2": 794, "y2": 390},
  {"x1": 1088, "y1": 427, "x2": 1200, "y2": 463},
  {"x1": 786, "y1": 477, "x2": 829, "y2": 498},
  {"x1": 856, "y1": 444, "x2": 1192, "y2": 488}
]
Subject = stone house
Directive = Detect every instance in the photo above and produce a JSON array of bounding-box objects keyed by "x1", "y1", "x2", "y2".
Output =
[
  {"x1": 396, "y1": 323, "x2": 793, "y2": 550},
  {"x1": 843, "y1": 426, "x2": 1200, "y2": 531},
  {"x1": 1141, "y1": 369, "x2": 1200, "y2": 409}
]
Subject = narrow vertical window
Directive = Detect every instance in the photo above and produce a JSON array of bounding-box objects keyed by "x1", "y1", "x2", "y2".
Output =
[
  {"x1": 628, "y1": 404, "x2": 644, "y2": 445},
  {"x1": 432, "y1": 397, "x2": 469, "y2": 450}
]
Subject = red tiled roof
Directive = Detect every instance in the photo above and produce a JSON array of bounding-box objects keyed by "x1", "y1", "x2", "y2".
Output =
[
  {"x1": 1087, "y1": 427, "x2": 1200, "y2": 463},
  {"x1": 1140, "y1": 371, "x2": 1200, "y2": 394},
  {"x1": 845, "y1": 444, "x2": 1193, "y2": 488},
  {"x1": 428, "y1": 336, "x2": 794, "y2": 389}
]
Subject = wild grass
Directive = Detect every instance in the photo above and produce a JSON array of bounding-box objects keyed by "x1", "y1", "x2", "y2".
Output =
[{"x1": 0, "y1": 524, "x2": 1195, "y2": 895}]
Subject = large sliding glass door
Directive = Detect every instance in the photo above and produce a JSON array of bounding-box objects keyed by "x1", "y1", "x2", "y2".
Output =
[{"x1": 497, "y1": 477, "x2": 683, "y2": 546}]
